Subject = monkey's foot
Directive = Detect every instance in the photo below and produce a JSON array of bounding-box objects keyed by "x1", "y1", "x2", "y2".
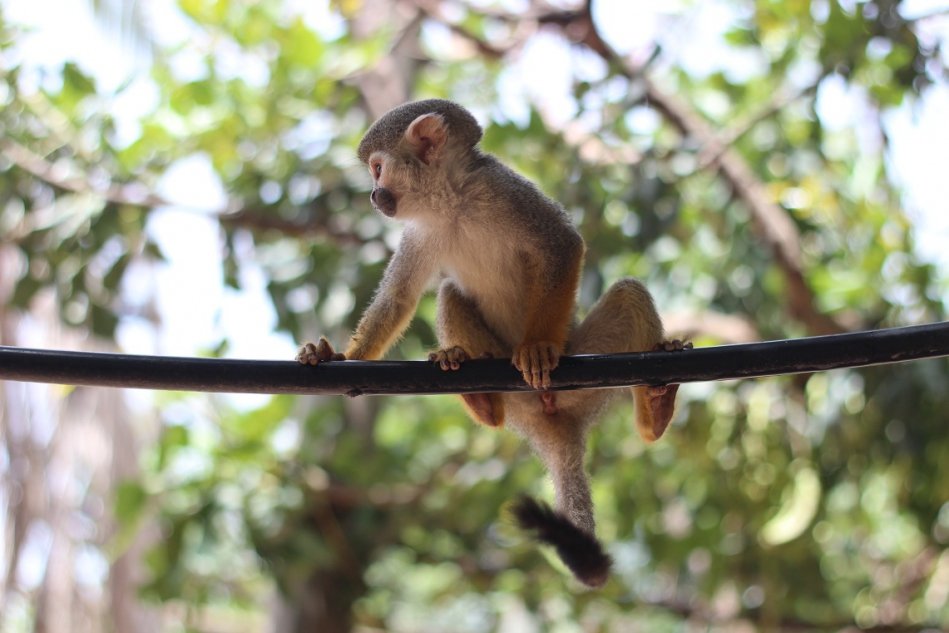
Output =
[
  {"x1": 635, "y1": 339, "x2": 692, "y2": 441},
  {"x1": 428, "y1": 346, "x2": 470, "y2": 371},
  {"x1": 296, "y1": 337, "x2": 345, "y2": 366},
  {"x1": 431, "y1": 347, "x2": 505, "y2": 426},
  {"x1": 461, "y1": 393, "x2": 505, "y2": 427},
  {"x1": 641, "y1": 383, "x2": 680, "y2": 441},
  {"x1": 512, "y1": 341, "x2": 560, "y2": 390},
  {"x1": 654, "y1": 339, "x2": 693, "y2": 352}
]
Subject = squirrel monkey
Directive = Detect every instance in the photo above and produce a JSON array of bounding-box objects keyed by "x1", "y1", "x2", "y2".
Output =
[{"x1": 297, "y1": 99, "x2": 688, "y2": 588}]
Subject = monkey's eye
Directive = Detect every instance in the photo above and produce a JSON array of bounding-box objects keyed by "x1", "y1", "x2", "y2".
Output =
[{"x1": 371, "y1": 162, "x2": 382, "y2": 178}]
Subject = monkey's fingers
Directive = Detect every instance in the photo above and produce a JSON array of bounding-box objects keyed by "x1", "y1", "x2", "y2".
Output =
[
  {"x1": 429, "y1": 346, "x2": 470, "y2": 371},
  {"x1": 296, "y1": 337, "x2": 345, "y2": 365}
]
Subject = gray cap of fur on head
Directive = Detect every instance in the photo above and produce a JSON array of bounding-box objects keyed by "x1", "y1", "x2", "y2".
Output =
[{"x1": 357, "y1": 99, "x2": 484, "y2": 164}]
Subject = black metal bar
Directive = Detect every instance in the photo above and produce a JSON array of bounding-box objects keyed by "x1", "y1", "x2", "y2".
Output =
[{"x1": 0, "y1": 322, "x2": 947, "y2": 396}]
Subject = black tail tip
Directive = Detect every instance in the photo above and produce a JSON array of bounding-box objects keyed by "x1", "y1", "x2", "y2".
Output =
[{"x1": 511, "y1": 496, "x2": 612, "y2": 588}]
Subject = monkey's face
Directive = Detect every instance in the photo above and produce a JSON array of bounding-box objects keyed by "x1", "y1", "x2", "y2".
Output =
[
  {"x1": 360, "y1": 110, "x2": 458, "y2": 220},
  {"x1": 365, "y1": 149, "x2": 429, "y2": 219},
  {"x1": 366, "y1": 152, "x2": 400, "y2": 217}
]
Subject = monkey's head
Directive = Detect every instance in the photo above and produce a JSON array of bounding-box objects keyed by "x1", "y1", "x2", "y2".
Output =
[{"x1": 357, "y1": 99, "x2": 483, "y2": 218}]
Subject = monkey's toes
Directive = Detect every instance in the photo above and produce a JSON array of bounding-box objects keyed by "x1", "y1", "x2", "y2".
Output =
[
  {"x1": 429, "y1": 346, "x2": 469, "y2": 371},
  {"x1": 513, "y1": 342, "x2": 560, "y2": 390},
  {"x1": 296, "y1": 342, "x2": 320, "y2": 365},
  {"x1": 655, "y1": 339, "x2": 693, "y2": 352}
]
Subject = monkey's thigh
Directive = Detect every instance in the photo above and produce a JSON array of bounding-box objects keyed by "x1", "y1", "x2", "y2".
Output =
[
  {"x1": 434, "y1": 280, "x2": 508, "y2": 358},
  {"x1": 569, "y1": 278, "x2": 679, "y2": 441},
  {"x1": 434, "y1": 280, "x2": 509, "y2": 427},
  {"x1": 568, "y1": 278, "x2": 663, "y2": 355}
]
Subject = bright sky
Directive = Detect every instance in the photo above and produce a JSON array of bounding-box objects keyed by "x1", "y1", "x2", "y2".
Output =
[{"x1": 4, "y1": 0, "x2": 948, "y2": 361}]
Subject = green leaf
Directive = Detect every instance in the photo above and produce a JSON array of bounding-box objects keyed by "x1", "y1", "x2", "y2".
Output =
[
  {"x1": 90, "y1": 302, "x2": 120, "y2": 337},
  {"x1": 115, "y1": 480, "x2": 149, "y2": 525},
  {"x1": 283, "y1": 18, "x2": 323, "y2": 67},
  {"x1": 157, "y1": 424, "x2": 191, "y2": 469},
  {"x1": 61, "y1": 61, "x2": 96, "y2": 98}
]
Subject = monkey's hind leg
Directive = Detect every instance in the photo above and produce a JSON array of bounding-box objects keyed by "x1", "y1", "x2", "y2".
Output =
[
  {"x1": 569, "y1": 278, "x2": 689, "y2": 442},
  {"x1": 431, "y1": 280, "x2": 508, "y2": 427}
]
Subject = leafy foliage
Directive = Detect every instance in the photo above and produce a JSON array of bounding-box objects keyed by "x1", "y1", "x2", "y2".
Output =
[{"x1": 1, "y1": 0, "x2": 947, "y2": 631}]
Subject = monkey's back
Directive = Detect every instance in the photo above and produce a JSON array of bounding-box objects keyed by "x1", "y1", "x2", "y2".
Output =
[{"x1": 434, "y1": 152, "x2": 585, "y2": 347}]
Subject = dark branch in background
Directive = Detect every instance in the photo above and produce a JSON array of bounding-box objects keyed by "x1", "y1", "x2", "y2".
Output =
[
  {"x1": 695, "y1": 78, "x2": 825, "y2": 171},
  {"x1": 0, "y1": 2, "x2": 925, "y2": 340},
  {"x1": 1, "y1": 323, "x2": 946, "y2": 396},
  {"x1": 636, "y1": 74, "x2": 847, "y2": 336},
  {"x1": 6, "y1": 3, "x2": 846, "y2": 338},
  {"x1": 219, "y1": 209, "x2": 368, "y2": 246},
  {"x1": 0, "y1": 138, "x2": 365, "y2": 247},
  {"x1": 0, "y1": 138, "x2": 168, "y2": 208},
  {"x1": 412, "y1": 0, "x2": 849, "y2": 336},
  {"x1": 567, "y1": 8, "x2": 847, "y2": 336}
]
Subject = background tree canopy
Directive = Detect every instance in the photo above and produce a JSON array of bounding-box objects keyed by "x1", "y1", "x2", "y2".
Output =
[{"x1": 0, "y1": 0, "x2": 947, "y2": 631}]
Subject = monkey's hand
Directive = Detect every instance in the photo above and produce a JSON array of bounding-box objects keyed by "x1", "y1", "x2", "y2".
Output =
[
  {"x1": 428, "y1": 346, "x2": 470, "y2": 371},
  {"x1": 512, "y1": 341, "x2": 560, "y2": 390},
  {"x1": 296, "y1": 336, "x2": 346, "y2": 366}
]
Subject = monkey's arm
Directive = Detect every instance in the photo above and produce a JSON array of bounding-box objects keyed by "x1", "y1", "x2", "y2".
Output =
[
  {"x1": 513, "y1": 232, "x2": 585, "y2": 389},
  {"x1": 346, "y1": 230, "x2": 436, "y2": 360},
  {"x1": 297, "y1": 236, "x2": 434, "y2": 366}
]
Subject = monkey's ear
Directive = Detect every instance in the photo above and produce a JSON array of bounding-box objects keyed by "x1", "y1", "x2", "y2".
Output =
[{"x1": 405, "y1": 113, "x2": 448, "y2": 164}]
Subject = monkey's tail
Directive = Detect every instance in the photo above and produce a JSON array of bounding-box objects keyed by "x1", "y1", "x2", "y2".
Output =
[{"x1": 511, "y1": 496, "x2": 612, "y2": 588}]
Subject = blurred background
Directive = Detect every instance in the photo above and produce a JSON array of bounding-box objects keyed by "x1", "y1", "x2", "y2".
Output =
[{"x1": 1, "y1": 0, "x2": 948, "y2": 631}]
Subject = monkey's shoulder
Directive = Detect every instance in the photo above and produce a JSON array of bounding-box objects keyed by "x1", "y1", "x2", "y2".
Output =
[{"x1": 463, "y1": 154, "x2": 577, "y2": 226}]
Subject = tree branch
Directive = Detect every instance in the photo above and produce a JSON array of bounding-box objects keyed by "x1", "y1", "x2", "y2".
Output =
[
  {"x1": 695, "y1": 78, "x2": 824, "y2": 171},
  {"x1": 0, "y1": 137, "x2": 367, "y2": 246},
  {"x1": 558, "y1": 8, "x2": 848, "y2": 335},
  {"x1": 411, "y1": 1, "x2": 849, "y2": 336},
  {"x1": 219, "y1": 208, "x2": 369, "y2": 246},
  {"x1": 0, "y1": 138, "x2": 167, "y2": 208},
  {"x1": 1, "y1": 323, "x2": 946, "y2": 396}
]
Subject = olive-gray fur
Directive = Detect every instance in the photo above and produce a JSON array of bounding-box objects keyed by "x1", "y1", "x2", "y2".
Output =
[{"x1": 357, "y1": 99, "x2": 483, "y2": 164}]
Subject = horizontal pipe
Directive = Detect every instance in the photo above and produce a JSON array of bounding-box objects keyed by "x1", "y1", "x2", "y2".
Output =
[{"x1": 1, "y1": 322, "x2": 947, "y2": 396}]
